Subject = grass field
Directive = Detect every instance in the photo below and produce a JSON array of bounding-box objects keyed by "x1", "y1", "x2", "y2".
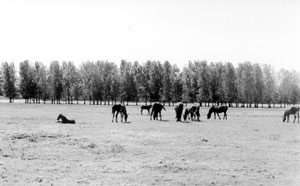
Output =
[{"x1": 0, "y1": 103, "x2": 299, "y2": 186}]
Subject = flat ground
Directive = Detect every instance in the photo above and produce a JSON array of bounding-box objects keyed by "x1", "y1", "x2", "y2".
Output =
[{"x1": 0, "y1": 103, "x2": 299, "y2": 186}]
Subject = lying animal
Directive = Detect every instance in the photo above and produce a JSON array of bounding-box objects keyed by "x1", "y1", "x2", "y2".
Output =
[{"x1": 57, "y1": 114, "x2": 76, "y2": 124}]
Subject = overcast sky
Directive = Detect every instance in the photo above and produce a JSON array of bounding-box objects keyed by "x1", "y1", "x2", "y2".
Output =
[{"x1": 0, "y1": 0, "x2": 299, "y2": 71}]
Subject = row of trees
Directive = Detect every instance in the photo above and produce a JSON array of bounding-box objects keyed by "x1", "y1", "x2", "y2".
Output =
[{"x1": 1, "y1": 60, "x2": 299, "y2": 107}]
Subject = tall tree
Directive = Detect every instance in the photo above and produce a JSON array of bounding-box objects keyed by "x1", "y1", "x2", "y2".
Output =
[
  {"x1": 35, "y1": 62, "x2": 49, "y2": 104},
  {"x1": 181, "y1": 66, "x2": 193, "y2": 103},
  {"x1": 170, "y1": 64, "x2": 182, "y2": 104},
  {"x1": 119, "y1": 60, "x2": 136, "y2": 104},
  {"x1": 93, "y1": 61, "x2": 104, "y2": 104},
  {"x1": 253, "y1": 63, "x2": 264, "y2": 107},
  {"x1": 72, "y1": 68, "x2": 82, "y2": 104},
  {"x1": 49, "y1": 61, "x2": 63, "y2": 104},
  {"x1": 136, "y1": 61, "x2": 152, "y2": 104},
  {"x1": 110, "y1": 62, "x2": 120, "y2": 104},
  {"x1": 2, "y1": 62, "x2": 17, "y2": 103},
  {"x1": 19, "y1": 60, "x2": 37, "y2": 103},
  {"x1": 80, "y1": 61, "x2": 95, "y2": 104},
  {"x1": 148, "y1": 61, "x2": 164, "y2": 102},
  {"x1": 197, "y1": 60, "x2": 211, "y2": 106},
  {"x1": 162, "y1": 61, "x2": 172, "y2": 105},
  {"x1": 237, "y1": 62, "x2": 254, "y2": 107},
  {"x1": 224, "y1": 62, "x2": 237, "y2": 107},
  {"x1": 62, "y1": 61, "x2": 77, "y2": 104},
  {"x1": 278, "y1": 69, "x2": 300, "y2": 106},
  {"x1": 132, "y1": 61, "x2": 140, "y2": 105},
  {"x1": 102, "y1": 61, "x2": 119, "y2": 105},
  {"x1": 209, "y1": 62, "x2": 225, "y2": 104},
  {"x1": 262, "y1": 64, "x2": 276, "y2": 107}
]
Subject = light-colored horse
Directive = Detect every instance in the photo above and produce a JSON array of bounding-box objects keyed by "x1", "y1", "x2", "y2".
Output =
[{"x1": 283, "y1": 106, "x2": 299, "y2": 123}]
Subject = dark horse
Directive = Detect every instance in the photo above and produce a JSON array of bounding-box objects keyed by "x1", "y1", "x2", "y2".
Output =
[
  {"x1": 150, "y1": 103, "x2": 166, "y2": 120},
  {"x1": 283, "y1": 106, "x2": 299, "y2": 123},
  {"x1": 183, "y1": 105, "x2": 200, "y2": 121},
  {"x1": 207, "y1": 105, "x2": 228, "y2": 119},
  {"x1": 174, "y1": 102, "x2": 184, "y2": 122},
  {"x1": 141, "y1": 105, "x2": 152, "y2": 115},
  {"x1": 112, "y1": 104, "x2": 128, "y2": 123},
  {"x1": 57, "y1": 114, "x2": 75, "y2": 124}
]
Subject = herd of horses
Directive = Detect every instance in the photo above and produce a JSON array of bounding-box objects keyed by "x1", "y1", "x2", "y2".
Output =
[
  {"x1": 56, "y1": 103, "x2": 299, "y2": 124},
  {"x1": 110, "y1": 102, "x2": 228, "y2": 123}
]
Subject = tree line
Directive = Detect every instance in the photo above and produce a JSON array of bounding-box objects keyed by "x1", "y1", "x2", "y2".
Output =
[{"x1": 0, "y1": 60, "x2": 299, "y2": 107}]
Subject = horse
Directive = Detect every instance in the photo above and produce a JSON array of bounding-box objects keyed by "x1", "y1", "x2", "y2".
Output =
[
  {"x1": 57, "y1": 114, "x2": 76, "y2": 124},
  {"x1": 141, "y1": 105, "x2": 152, "y2": 115},
  {"x1": 283, "y1": 106, "x2": 299, "y2": 123},
  {"x1": 112, "y1": 104, "x2": 128, "y2": 123},
  {"x1": 183, "y1": 105, "x2": 200, "y2": 121},
  {"x1": 174, "y1": 102, "x2": 184, "y2": 122},
  {"x1": 150, "y1": 103, "x2": 166, "y2": 120},
  {"x1": 207, "y1": 105, "x2": 228, "y2": 119}
]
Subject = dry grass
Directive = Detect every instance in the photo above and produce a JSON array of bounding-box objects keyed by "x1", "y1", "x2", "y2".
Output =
[{"x1": 0, "y1": 103, "x2": 299, "y2": 186}]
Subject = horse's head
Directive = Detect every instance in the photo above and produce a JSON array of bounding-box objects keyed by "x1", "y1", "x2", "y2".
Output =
[
  {"x1": 282, "y1": 113, "x2": 286, "y2": 122},
  {"x1": 207, "y1": 106, "x2": 214, "y2": 119},
  {"x1": 124, "y1": 113, "x2": 128, "y2": 122},
  {"x1": 57, "y1": 113, "x2": 62, "y2": 120},
  {"x1": 183, "y1": 108, "x2": 189, "y2": 121}
]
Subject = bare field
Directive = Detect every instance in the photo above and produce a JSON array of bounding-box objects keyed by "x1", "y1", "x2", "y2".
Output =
[{"x1": 0, "y1": 103, "x2": 299, "y2": 186}]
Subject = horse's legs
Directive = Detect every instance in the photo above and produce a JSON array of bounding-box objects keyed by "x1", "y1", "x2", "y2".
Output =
[
  {"x1": 214, "y1": 112, "x2": 216, "y2": 119},
  {"x1": 217, "y1": 113, "x2": 221, "y2": 119},
  {"x1": 160, "y1": 111, "x2": 162, "y2": 120},
  {"x1": 224, "y1": 112, "x2": 227, "y2": 119},
  {"x1": 115, "y1": 112, "x2": 119, "y2": 123},
  {"x1": 112, "y1": 111, "x2": 115, "y2": 122},
  {"x1": 141, "y1": 109, "x2": 143, "y2": 115},
  {"x1": 150, "y1": 110, "x2": 153, "y2": 120}
]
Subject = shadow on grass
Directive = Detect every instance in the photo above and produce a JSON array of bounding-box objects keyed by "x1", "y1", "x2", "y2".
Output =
[{"x1": 180, "y1": 120, "x2": 202, "y2": 123}]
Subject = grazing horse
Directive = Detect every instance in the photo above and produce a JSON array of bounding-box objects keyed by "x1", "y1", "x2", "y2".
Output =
[
  {"x1": 57, "y1": 114, "x2": 75, "y2": 124},
  {"x1": 207, "y1": 105, "x2": 228, "y2": 119},
  {"x1": 183, "y1": 105, "x2": 200, "y2": 121},
  {"x1": 140, "y1": 105, "x2": 152, "y2": 115},
  {"x1": 283, "y1": 106, "x2": 299, "y2": 123},
  {"x1": 112, "y1": 104, "x2": 128, "y2": 123},
  {"x1": 150, "y1": 103, "x2": 166, "y2": 120},
  {"x1": 175, "y1": 102, "x2": 184, "y2": 122}
]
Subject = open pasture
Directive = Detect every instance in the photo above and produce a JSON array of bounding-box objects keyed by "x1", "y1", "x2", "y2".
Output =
[{"x1": 0, "y1": 103, "x2": 299, "y2": 186}]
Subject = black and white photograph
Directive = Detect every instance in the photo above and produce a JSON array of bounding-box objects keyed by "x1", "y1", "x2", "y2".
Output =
[{"x1": 0, "y1": 0, "x2": 299, "y2": 185}]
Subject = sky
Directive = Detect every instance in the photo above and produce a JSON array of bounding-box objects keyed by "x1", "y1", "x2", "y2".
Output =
[{"x1": 0, "y1": 0, "x2": 299, "y2": 71}]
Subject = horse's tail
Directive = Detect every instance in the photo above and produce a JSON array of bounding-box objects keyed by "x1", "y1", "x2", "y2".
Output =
[{"x1": 162, "y1": 105, "x2": 166, "y2": 111}]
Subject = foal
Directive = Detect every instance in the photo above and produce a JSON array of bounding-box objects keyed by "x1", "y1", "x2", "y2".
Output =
[{"x1": 140, "y1": 105, "x2": 152, "y2": 115}]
